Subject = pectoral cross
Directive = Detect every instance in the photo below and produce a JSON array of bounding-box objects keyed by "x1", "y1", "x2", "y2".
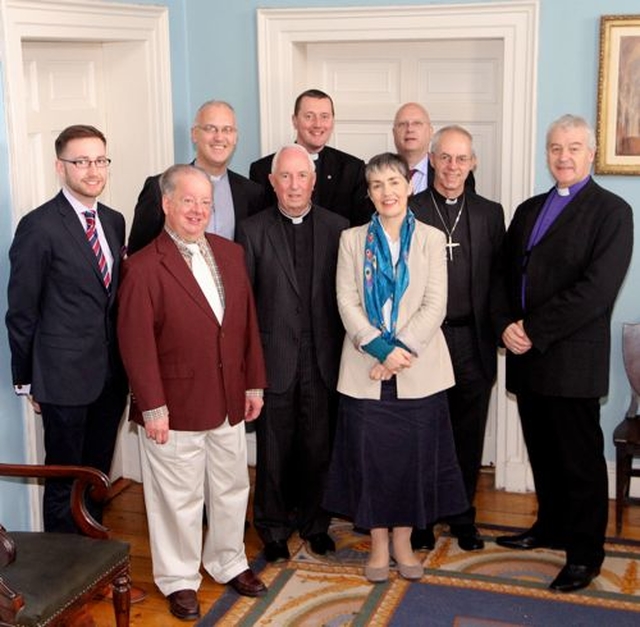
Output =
[{"x1": 445, "y1": 236, "x2": 460, "y2": 261}]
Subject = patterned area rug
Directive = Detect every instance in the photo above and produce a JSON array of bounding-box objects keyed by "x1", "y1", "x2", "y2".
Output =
[{"x1": 199, "y1": 521, "x2": 640, "y2": 626}]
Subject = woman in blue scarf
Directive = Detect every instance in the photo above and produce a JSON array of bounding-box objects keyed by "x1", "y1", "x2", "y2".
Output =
[{"x1": 324, "y1": 153, "x2": 467, "y2": 583}]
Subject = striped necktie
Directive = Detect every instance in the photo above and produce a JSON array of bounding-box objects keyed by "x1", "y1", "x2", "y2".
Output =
[{"x1": 83, "y1": 210, "x2": 111, "y2": 289}]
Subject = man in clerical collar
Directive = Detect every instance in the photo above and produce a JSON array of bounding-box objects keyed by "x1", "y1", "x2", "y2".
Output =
[
  {"x1": 118, "y1": 164, "x2": 268, "y2": 620},
  {"x1": 409, "y1": 125, "x2": 505, "y2": 554},
  {"x1": 249, "y1": 89, "x2": 371, "y2": 225},
  {"x1": 127, "y1": 100, "x2": 264, "y2": 254},
  {"x1": 494, "y1": 114, "x2": 633, "y2": 593},
  {"x1": 393, "y1": 102, "x2": 476, "y2": 195},
  {"x1": 237, "y1": 145, "x2": 349, "y2": 563}
]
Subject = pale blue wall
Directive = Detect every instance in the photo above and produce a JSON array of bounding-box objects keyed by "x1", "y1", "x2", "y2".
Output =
[{"x1": 1, "y1": 0, "x2": 638, "y2": 527}]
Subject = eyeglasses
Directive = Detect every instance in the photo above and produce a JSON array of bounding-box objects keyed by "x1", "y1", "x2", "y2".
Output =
[
  {"x1": 435, "y1": 153, "x2": 472, "y2": 166},
  {"x1": 195, "y1": 124, "x2": 237, "y2": 136},
  {"x1": 59, "y1": 157, "x2": 112, "y2": 169},
  {"x1": 394, "y1": 120, "x2": 427, "y2": 130}
]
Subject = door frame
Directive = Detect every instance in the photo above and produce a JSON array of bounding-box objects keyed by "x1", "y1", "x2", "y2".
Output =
[
  {"x1": 1, "y1": 0, "x2": 174, "y2": 526},
  {"x1": 257, "y1": 1, "x2": 540, "y2": 493}
]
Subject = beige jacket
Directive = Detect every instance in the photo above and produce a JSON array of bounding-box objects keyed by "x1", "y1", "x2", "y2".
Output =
[{"x1": 336, "y1": 221, "x2": 454, "y2": 399}]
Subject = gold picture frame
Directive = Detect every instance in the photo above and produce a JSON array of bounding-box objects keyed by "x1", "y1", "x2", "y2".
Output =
[{"x1": 596, "y1": 15, "x2": 640, "y2": 174}]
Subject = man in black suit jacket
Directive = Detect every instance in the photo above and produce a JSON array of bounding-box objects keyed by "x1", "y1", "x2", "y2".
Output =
[
  {"x1": 6, "y1": 125, "x2": 128, "y2": 532},
  {"x1": 410, "y1": 125, "x2": 504, "y2": 552},
  {"x1": 127, "y1": 100, "x2": 263, "y2": 253},
  {"x1": 249, "y1": 89, "x2": 371, "y2": 225},
  {"x1": 393, "y1": 102, "x2": 476, "y2": 195},
  {"x1": 494, "y1": 114, "x2": 633, "y2": 593},
  {"x1": 237, "y1": 145, "x2": 348, "y2": 562}
]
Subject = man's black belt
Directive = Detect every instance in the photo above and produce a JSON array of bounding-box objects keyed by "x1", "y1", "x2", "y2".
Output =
[{"x1": 442, "y1": 316, "x2": 474, "y2": 327}]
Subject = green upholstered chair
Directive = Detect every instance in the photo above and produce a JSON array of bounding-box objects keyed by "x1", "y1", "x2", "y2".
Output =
[
  {"x1": 0, "y1": 464, "x2": 130, "y2": 626},
  {"x1": 613, "y1": 323, "x2": 640, "y2": 535}
]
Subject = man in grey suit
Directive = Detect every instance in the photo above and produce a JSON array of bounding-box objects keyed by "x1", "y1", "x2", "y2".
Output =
[
  {"x1": 6, "y1": 124, "x2": 128, "y2": 533},
  {"x1": 494, "y1": 114, "x2": 633, "y2": 592},
  {"x1": 127, "y1": 100, "x2": 264, "y2": 253},
  {"x1": 237, "y1": 144, "x2": 348, "y2": 562}
]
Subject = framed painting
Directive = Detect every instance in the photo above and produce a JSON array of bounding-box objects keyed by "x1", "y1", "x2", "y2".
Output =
[{"x1": 596, "y1": 15, "x2": 640, "y2": 174}]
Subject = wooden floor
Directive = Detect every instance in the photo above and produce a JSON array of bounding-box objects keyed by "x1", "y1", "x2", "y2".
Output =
[{"x1": 88, "y1": 469, "x2": 640, "y2": 626}]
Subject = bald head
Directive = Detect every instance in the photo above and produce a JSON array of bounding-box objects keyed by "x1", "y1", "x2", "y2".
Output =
[{"x1": 392, "y1": 103, "x2": 433, "y2": 166}]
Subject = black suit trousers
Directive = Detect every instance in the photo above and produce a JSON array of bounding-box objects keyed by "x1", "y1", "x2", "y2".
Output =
[
  {"x1": 254, "y1": 336, "x2": 336, "y2": 543},
  {"x1": 441, "y1": 325, "x2": 493, "y2": 528},
  {"x1": 516, "y1": 392, "x2": 607, "y2": 567},
  {"x1": 40, "y1": 376, "x2": 127, "y2": 532}
]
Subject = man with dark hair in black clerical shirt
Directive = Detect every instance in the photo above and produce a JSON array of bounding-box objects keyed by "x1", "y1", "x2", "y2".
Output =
[
  {"x1": 249, "y1": 89, "x2": 371, "y2": 225},
  {"x1": 410, "y1": 124, "x2": 505, "y2": 552}
]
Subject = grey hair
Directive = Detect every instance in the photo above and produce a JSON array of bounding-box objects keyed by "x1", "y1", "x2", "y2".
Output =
[
  {"x1": 270, "y1": 144, "x2": 316, "y2": 173},
  {"x1": 431, "y1": 125, "x2": 476, "y2": 158},
  {"x1": 546, "y1": 114, "x2": 596, "y2": 151},
  {"x1": 159, "y1": 164, "x2": 212, "y2": 196},
  {"x1": 193, "y1": 100, "x2": 235, "y2": 124}
]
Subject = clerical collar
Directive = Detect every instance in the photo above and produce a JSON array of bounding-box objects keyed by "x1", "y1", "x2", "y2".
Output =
[
  {"x1": 309, "y1": 151, "x2": 319, "y2": 161},
  {"x1": 278, "y1": 204, "x2": 312, "y2": 225},
  {"x1": 556, "y1": 175, "x2": 591, "y2": 197},
  {"x1": 431, "y1": 187, "x2": 461, "y2": 205}
]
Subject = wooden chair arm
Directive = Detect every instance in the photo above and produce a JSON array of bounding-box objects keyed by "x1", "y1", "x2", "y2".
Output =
[
  {"x1": 0, "y1": 464, "x2": 111, "y2": 538},
  {"x1": 0, "y1": 525, "x2": 16, "y2": 568}
]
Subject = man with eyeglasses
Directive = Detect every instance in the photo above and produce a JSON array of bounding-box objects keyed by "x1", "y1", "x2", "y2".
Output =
[
  {"x1": 393, "y1": 102, "x2": 475, "y2": 194},
  {"x1": 249, "y1": 88, "x2": 371, "y2": 225},
  {"x1": 118, "y1": 164, "x2": 268, "y2": 619},
  {"x1": 409, "y1": 125, "x2": 505, "y2": 553},
  {"x1": 6, "y1": 124, "x2": 129, "y2": 534},
  {"x1": 127, "y1": 100, "x2": 264, "y2": 254}
]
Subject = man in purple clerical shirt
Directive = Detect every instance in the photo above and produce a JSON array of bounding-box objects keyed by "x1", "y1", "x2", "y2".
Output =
[{"x1": 493, "y1": 114, "x2": 633, "y2": 593}]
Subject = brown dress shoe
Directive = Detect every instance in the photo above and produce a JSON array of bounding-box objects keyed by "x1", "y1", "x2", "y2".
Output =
[
  {"x1": 227, "y1": 569, "x2": 268, "y2": 597},
  {"x1": 167, "y1": 589, "x2": 201, "y2": 621}
]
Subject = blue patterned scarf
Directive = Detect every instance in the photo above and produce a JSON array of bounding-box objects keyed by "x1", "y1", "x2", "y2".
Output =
[{"x1": 363, "y1": 210, "x2": 415, "y2": 341}]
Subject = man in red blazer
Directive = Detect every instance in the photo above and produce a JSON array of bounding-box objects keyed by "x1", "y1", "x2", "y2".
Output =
[{"x1": 118, "y1": 164, "x2": 267, "y2": 621}]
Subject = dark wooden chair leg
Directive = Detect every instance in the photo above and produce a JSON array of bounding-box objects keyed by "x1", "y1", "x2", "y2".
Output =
[{"x1": 112, "y1": 570, "x2": 131, "y2": 627}]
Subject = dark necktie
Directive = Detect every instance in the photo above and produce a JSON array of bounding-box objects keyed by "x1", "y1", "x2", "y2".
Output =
[{"x1": 83, "y1": 210, "x2": 111, "y2": 289}]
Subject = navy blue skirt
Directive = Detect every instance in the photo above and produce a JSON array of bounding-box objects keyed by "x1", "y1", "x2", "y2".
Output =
[{"x1": 323, "y1": 379, "x2": 468, "y2": 529}]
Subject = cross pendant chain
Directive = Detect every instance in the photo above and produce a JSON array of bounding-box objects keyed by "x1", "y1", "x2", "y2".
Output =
[
  {"x1": 445, "y1": 236, "x2": 460, "y2": 261},
  {"x1": 429, "y1": 191, "x2": 465, "y2": 261}
]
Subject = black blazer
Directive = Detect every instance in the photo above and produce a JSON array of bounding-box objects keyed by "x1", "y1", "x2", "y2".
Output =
[
  {"x1": 236, "y1": 205, "x2": 349, "y2": 393},
  {"x1": 6, "y1": 191, "x2": 126, "y2": 405},
  {"x1": 127, "y1": 167, "x2": 264, "y2": 254},
  {"x1": 411, "y1": 189, "x2": 505, "y2": 380},
  {"x1": 249, "y1": 145, "x2": 372, "y2": 226},
  {"x1": 494, "y1": 178, "x2": 633, "y2": 398}
]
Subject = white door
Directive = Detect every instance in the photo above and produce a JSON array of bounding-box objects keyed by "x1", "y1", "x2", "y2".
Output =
[
  {"x1": 305, "y1": 39, "x2": 503, "y2": 200},
  {"x1": 305, "y1": 38, "x2": 503, "y2": 466},
  {"x1": 22, "y1": 39, "x2": 153, "y2": 484}
]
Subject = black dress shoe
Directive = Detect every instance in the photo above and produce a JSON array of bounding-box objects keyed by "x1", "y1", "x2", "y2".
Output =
[
  {"x1": 263, "y1": 539, "x2": 290, "y2": 562},
  {"x1": 549, "y1": 564, "x2": 600, "y2": 593},
  {"x1": 453, "y1": 526, "x2": 485, "y2": 551},
  {"x1": 411, "y1": 527, "x2": 435, "y2": 551},
  {"x1": 307, "y1": 532, "x2": 336, "y2": 555},
  {"x1": 167, "y1": 589, "x2": 201, "y2": 621},
  {"x1": 495, "y1": 529, "x2": 564, "y2": 550},
  {"x1": 228, "y1": 568, "x2": 268, "y2": 597}
]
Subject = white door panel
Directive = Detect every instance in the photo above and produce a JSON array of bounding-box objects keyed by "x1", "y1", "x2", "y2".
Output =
[{"x1": 306, "y1": 39, "x2": 503, "y2": 202}]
